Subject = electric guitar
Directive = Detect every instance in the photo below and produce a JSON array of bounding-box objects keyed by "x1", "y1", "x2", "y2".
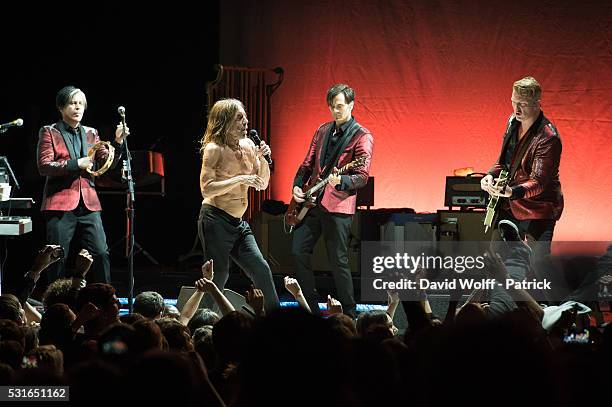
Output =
[
  {"x1": 483, "y1": 169, "x2": 509, "y2": 233},
  {"x1": 284, "y1": 156, "x2": 366, "y2": 232}
]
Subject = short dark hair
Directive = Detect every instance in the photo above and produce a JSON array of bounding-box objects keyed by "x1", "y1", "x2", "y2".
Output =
[
  {"x1": 356, "y1": 310, "x2": 391, "y2": 337},
  {"x1": 56, "y1": 86, "x2": 87, "y2": 111},
  {"x1": 156, "y1": 317, "x2": 193, "y2": 352},
  {"x1": 0, "y1": 319, "x2": 25, "y2": 348},
  {"x1": 76, "y1": 283, "x2": 116, "y2": 312},
  {"x1": 42, "y1": 278, "x2": 76, "y2": 311},
  {"x1": 120, "y1": 313, "x2": 146, "y2": 325},
  {"x1": 326, "y1": 83, "x2": 355, "y2": 106},
  {"x1": 187, "y1": 308, "x2": 220, "y2": 333},
  {"x1": 133, "y1": 292, "x2": 165, "y2": 319},
  {"x1": 0, "y1": 295, "x2": 23, "y2": 323},
  {"x1": 326, "y1": 313, "x2": 357, "y2": 338},
  {"x1": 132, "y1": 319, "x2": 165, "y2": 354},
  {"x1": 212, "y1": 311, "x2": 254, "y2": 363}
]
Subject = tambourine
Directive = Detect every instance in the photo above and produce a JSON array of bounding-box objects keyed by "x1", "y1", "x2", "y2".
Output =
[{"x1": 86, "y1": 141, "x2": 115, "y2": 176}]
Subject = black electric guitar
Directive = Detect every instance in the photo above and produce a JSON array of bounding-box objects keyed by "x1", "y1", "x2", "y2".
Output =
[
  {"x1": 483, "y1": 169, "x2": 509, "y2": 233},
  {"x1": 284, "y1": 156, "x2": 366, "y2": 232}
]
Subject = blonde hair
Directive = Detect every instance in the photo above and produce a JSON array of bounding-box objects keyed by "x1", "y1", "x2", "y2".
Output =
[
  {"x1": 513, "y1": 76, "x2": 541, "y2": 101},
  {"x1": 200, "y1": 99, "x2": 244, "y2": 154}
]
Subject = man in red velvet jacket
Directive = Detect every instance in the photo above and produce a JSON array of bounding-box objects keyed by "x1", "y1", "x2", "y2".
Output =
[
  {"x1": 291, "y1": 84, "x2": 374, "y2": 317},
  {"x1": 481, "y1": 76, "x2": 563, "y2": 260},
  {"x1": 37, "y1": 86, "x2": 128, "y2": 284}
]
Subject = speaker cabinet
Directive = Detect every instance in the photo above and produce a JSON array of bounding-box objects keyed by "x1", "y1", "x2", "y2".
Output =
[
  {"x1": 251, "y1": 212, "x2": 294, "y2": 274},
  {"x1": 251, "y1": 211, "x2": 362, "y2": 274},
  {"x1": 379, "y1": 213, "x2": 437, "y2": 242},
  {"x1": 437, "y1": 210, "x2": 493, "y2": 241}
]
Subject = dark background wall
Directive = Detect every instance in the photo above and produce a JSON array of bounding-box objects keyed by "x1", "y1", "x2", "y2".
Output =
[{"x1": 0, "y1": 3, "x2": 220, "y2": 284}]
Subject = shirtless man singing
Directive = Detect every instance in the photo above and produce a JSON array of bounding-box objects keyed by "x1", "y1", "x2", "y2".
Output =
[{"x1": 197, "y1": 98, "x2": 279, "y2": 312}]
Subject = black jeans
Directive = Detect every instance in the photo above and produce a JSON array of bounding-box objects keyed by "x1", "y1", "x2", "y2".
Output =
[
  {"x1": 198, "y1": 204, "x2": 279, "y2": 312},
  {"x1": 291, "y1": 206, "x2": 356, "y2": 317},
  {"x1": 44, "y1": 204, "x2": 111, "y2": 284}
]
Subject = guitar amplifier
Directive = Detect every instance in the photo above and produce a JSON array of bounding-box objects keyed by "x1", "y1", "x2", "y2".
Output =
[
  {"x1": 437, "y1": 210, "x2": 493, "y2": 241},
  {"x1": 251, "y1": 211, "x2": 362, "y2": 274},
  {"x1": 444, "y1": 175, "x2": 488, "y2": 208},
  {"x1": 0, "y1": 216, "x2": 32, "y2": 236}
]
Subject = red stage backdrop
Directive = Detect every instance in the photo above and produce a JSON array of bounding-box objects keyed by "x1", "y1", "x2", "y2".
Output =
[{"x1": 220, "y1": 0, "x2": 612, "y2": 241}]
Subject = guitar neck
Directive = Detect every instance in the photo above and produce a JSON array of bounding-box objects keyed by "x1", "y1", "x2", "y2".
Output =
[
  {"x1": 308, "y1": 178, "x2": 329, "y2": 196},
  {"x1": 306, "y1": 163, "x2": 355, "y2": 197}
]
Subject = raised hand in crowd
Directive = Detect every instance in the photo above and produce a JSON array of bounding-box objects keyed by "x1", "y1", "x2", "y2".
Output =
[
  {"x1": 195, "y1": 278, "x2": 217, "y2": 293},
  {"x1": 284, "y1": 276, "x2": 312, "y2": 313},
  {"x1": 327, "y1": 295, "x2": 343, "y2": 315},
  {"x1": 284, "y1": 276, "x2": 302, "y2": 298},
  {"x1": 27, "y1": 245, "x2": 63, "y2": 282},
  {"x1": 200, "y1": 276, "x2": 235, "y2": 315},
  {"x1": 484, "y1": 248, "x2": 509, "y2": 282},
  {"x1": 386, "y1": 290, "x2": 400, "y2": 320},
  {"x1": 179, "y1": 274, "x2": 222, "y2": 325},
  {"x1": 484, "y1": 248, "x2": 543, "y2": 322},
  {"x1": 181, "y1": 265, "x2": 235, "y2": 319},
  {"x1": 17, "y1": 245, "x2": 64, "y2": 306},
  {"x1": 72, "y1": 301, "x2": 101, "y2": 333},
  {"x1": 246, "y1": 285, "x2": 265, "y2": 317},
  {"x1": 74, "y1": 249, "x2": 94, "y2": 280},
  {"x1": 202, "y1": 259, "x2": 214, "y2": 280}
]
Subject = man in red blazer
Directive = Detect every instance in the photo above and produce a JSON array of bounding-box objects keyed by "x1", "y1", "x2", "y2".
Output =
[
  {"x1": 482, "y1": 76, "x2": 563, "y2": 262},
  {"x1": 37, "y1": 86, "x2": 129, "y2": 284},
  {"x1": 291, "y1": 84, "x2": 374, "y2": 317}
]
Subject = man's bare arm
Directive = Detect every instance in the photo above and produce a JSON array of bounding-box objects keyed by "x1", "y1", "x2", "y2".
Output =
[
  {"x1": 252, "y1": 139, "x2": 271, "y2": 189},
  {"x1": 257, "y1": 155, "x2": 270, "y2": 189}
]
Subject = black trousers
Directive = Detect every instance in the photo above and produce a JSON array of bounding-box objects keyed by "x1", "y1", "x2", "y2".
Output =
[
  {"x1": 198, "y1": 204, "x2": 279, "y2": 312},
  {"x1": 44, "y1": 204, "x2": 111, "y2": 284},
  {"x1": 291, "y1": 206, "x2": 356, "y2": 317}
]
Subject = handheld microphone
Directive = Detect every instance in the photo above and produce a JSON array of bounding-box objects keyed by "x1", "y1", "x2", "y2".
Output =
[
  {"x1": 249, "y1": 129, "x2": 272, "y2": 165},
  {"x1": 0, "y1": 118, "x2": 24, "y2": 131}
]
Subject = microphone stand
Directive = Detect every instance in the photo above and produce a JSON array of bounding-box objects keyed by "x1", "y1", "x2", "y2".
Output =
[{"x1": 119, "y1": 111, "x2": 135, "y2": 313}]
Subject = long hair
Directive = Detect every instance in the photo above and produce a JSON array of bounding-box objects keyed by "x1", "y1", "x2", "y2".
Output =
[{"x1": 200, "y1": 98, "x2": 244, "y2": 155}]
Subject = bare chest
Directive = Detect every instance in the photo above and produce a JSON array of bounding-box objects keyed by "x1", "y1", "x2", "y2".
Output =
[{"x1": 215, "y1": 145, "x2": 257, "y2": 178}]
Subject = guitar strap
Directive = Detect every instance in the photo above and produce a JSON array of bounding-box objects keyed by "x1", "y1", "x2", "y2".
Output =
[
  {"x1": 508, "y1": 117, "x2": 541, "y2": 180},
  {"x1": 320, "y1": 120, "x2": 362, "y2": 179}
]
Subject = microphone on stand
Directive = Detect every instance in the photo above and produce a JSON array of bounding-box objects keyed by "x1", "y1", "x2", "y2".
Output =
[
  {"x1": 0, "y1": 118, "x2": 23, "y2": 133},
  {"x1": 249, "y1": 129, "x2": 272, "y2": 165},
  {"x1": 117, "y1": 106, "x2": 127, "y2": 135},
  {"x1": 117, "y1": 105, "x2": 133, "y2": 196}
]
